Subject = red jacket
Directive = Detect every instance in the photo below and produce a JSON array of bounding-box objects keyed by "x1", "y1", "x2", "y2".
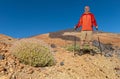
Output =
[{"x1": 76, "y1": 12, "x2": 97, "y2": 31}]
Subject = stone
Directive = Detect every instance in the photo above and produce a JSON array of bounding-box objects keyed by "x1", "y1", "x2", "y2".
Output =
[
  {"x1": 104, "y1": 53, "x2": 113, "y2": 57},
  {"x1": 92, "y1": 40, "x2": 114, "y2": 52},
  {"x1": 51, "y1": 44, "x2": 56, "y2": 48},
  {"x1": 0, "y1": 55, "x2": 4, "y2": 60},
  {"x1": 114, "y1": 67, "x2": 120, "y2": 71},
  {"x1": 92, "y1": 40, "x2": 117, "y2": 57},
  {"x1": 115, "y1": 49, "x2": 120, "y2": 56},
  {"x1": 92, "y1": 40, "x2": 105, "y2": 51},
  {"x1": 60, "y1": 62, "x2": 64, "y2": 66}
]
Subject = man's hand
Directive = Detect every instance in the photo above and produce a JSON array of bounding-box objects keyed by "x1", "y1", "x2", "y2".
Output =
[
  {"x1": 74, "y1": 26, "x2": 78, "y2": 31},
  {"x1": 96, "y1": 26, "x2": 98, "y2": 31}
]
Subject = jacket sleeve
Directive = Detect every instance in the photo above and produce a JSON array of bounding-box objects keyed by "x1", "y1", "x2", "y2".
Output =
[
  {"x1": 91, "y1": 14, "x2": 97, "y2": 27},
  {"x1": 76, "y1": 15, "x2": 83, "y2": 28}
]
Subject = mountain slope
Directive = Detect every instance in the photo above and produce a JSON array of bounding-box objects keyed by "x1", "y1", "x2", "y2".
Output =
[
  {"x1": 0, "y1": 31, "x2": 120, "y2": 79},
  {"x1": 31, "y1": 31, "x2": 120, "y2": 79}
]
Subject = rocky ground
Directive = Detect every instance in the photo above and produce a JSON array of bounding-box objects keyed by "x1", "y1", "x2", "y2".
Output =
[{"x1": 0, "y1": 30, "x2": 120, "y2": 79}]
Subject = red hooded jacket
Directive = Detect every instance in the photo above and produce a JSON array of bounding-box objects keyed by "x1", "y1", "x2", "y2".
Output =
[{"x1": 76, "y1": 12, "x2": 97, "y2": 31}]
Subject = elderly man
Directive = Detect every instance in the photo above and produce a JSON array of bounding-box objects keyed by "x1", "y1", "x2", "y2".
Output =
[{"x1": 75, "y1": 6, "x2": 98, "y2": 55}]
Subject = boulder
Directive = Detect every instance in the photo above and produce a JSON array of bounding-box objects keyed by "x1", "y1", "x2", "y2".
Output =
[{"x1": 92, "y1": 40, "x2": 114, "y2": 57}]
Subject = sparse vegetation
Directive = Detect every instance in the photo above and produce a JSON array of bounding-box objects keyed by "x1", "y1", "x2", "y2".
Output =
[
  {"x1": 65, "y1": 44, "x2": 90, "y2": 52},
  {"x1": 65, "y1": 44, "x2": 80, "y2": 52},
  {"x1": 65, "y1": 44, "x2": 100, "y2": 53},
  {"x1": 83, "y1": 44, "x2": 90, "y2": 50},
  {"x1": 10, "y1": 38, "x2": 55, "y2": 67}
]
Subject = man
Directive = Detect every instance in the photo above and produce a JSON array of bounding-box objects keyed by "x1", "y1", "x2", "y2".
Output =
[{"x1": 75, "y1": 6, "x2": 98, "y2": 55}]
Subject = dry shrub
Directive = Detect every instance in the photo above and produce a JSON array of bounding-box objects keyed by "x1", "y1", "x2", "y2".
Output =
[{"x1": 10, "y1": 38, "x2": 55, "y2": 67}]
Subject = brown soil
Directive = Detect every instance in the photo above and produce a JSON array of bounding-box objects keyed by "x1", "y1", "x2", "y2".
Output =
[{"x1": 0, "y1": 31, "x2": 120, "y2": 79}]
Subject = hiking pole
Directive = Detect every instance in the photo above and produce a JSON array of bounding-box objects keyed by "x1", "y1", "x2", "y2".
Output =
[
  {"x1": 97, "y1": 29, "x2": 102, "y2": 55},
  {"x1": 73, "y1": 29, "x2": 77, "y2": 55}
]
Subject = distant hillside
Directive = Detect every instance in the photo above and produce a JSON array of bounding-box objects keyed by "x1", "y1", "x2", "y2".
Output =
[{"x1": 0, "y1": 34, "x2": 16, "y2": 44}]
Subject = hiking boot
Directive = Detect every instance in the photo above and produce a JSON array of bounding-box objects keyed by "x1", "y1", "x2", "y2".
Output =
[
  {"x1": 74, "y1": 52, "x2": 78, "y2": 56},
  {"x1": 90, "y1": 49, "x2": 95, "y2": 56},
  {"x1": 79, "y1": 49, "x2": 84, "y2": 56}
]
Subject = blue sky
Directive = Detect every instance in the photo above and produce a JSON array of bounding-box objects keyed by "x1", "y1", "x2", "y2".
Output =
[{"x1": 0, "y1": 0, "x2": 120, "y2": 38}]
